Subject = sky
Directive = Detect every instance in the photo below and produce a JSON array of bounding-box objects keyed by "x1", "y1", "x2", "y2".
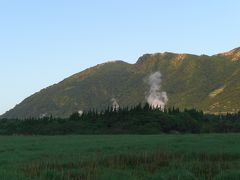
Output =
[{"x1": 0, "y1": 0, "x2": 240, "y2": 115}]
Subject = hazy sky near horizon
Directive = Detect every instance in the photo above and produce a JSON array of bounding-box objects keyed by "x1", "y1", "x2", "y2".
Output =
[{"x1": 0, "y1": 0, "x2": 240, "y2": 115}]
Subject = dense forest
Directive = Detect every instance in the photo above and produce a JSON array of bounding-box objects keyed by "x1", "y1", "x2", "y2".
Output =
[{"x1": 1, "y1": 104, "x2": 240, "y2": 135}]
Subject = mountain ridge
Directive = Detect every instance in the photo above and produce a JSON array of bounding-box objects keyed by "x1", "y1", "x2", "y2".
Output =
[
  {"x1": 216, "y1": 47, "x2": 240, "y2": 61},
  {"x1": 2, "y1": 47, "x2": 240, "y2": 118}
]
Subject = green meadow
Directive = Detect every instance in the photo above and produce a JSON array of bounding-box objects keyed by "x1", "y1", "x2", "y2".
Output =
[{"x1": 1, "y1": 134, "x2": 240, "y2": 180}]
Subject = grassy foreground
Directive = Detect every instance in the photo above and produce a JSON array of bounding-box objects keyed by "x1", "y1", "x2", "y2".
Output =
[{"x1": 1, "y1": 134, "x2": 240, "y2": 179}]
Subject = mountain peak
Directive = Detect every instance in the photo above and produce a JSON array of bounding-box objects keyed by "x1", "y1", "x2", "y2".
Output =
[
  {"x1": 136, "y1": 52, "x2": 190, "y2": 64},
  {"x1": 218, "y1": 47, "x2": 240, "y2": 61}
]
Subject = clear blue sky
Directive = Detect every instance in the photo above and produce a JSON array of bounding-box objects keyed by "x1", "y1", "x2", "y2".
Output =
[{"x1": 0, "y1": 0, "x2": 240, "y2": 115}]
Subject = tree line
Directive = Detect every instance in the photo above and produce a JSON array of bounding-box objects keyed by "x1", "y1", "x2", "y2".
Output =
[{"x1": 1, "y1": 103, "x2": 240, "y2": 135}]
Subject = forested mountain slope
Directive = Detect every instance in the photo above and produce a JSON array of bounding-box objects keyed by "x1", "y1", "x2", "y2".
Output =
[{"x1": 2, "y1": 47, "x2": 240, "y2": 118}]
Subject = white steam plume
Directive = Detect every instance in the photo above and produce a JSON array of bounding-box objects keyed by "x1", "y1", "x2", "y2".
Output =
[
  {"x1": 111, "y1": 98, "x2": 120, "y2": 111},
  {"x1": 146, "y1": 72, "x2": 168, "y2": 110},
  {"x1": 78, "y1": 110, "x2": 83, "y2": 116}
]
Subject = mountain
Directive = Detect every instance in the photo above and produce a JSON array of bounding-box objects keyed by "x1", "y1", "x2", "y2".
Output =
[{"x1": 2, "y1": 48, "x2": 240, "y2": 118}]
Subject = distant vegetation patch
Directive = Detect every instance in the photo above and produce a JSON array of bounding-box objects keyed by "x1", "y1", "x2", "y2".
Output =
[{"x1": 1, "y1": 104, "x2": 240, "y2": 135}]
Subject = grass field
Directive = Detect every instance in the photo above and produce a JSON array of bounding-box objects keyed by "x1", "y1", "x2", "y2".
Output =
[{"x1": 1, "y1": 134, "x2": 240, "y2": 180}]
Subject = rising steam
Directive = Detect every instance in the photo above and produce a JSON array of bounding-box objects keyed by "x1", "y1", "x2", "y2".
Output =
[
  {"x1": 78, "y1": 110, "x2": 83, "y2": 116},
  {"x1": 146, "y1": 72, "x2": 168, "y2": 110},
  {"x1": 111, "y1": 98, "x2": 120, "y2": 111}
]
